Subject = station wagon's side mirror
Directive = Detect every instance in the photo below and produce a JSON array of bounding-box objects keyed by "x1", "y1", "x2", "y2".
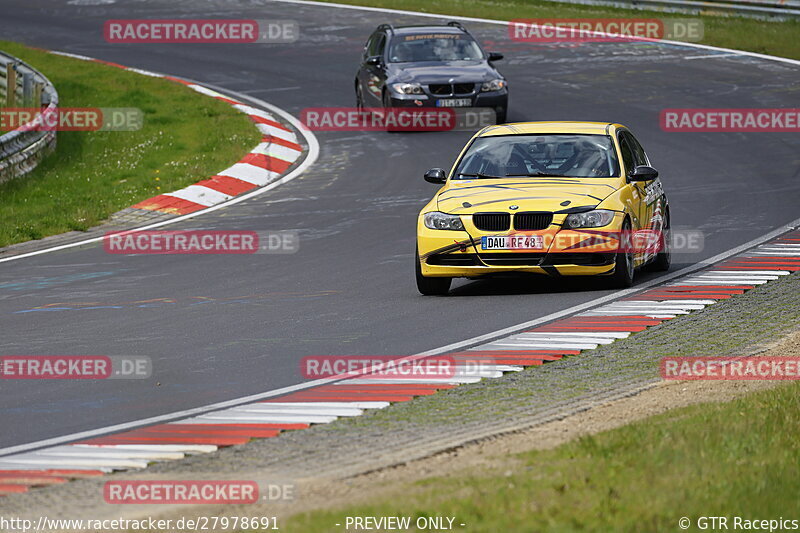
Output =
[
  {"x1": 424, "y1": 168, "x2": 447, "y2": 184},
  {"x1": 488, "y1": 52, "x2": 504, "y2": 61},
  {"x1": 629, "y1": 165, "x2": 659, "y2": 182},
  {"x1": 365, "y1": 55, "x2": 382, "y2": 66}
]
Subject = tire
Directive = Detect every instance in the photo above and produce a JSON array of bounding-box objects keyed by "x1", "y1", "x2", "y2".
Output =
[
  {"x1": 415, "y1": 248, "x2": 451, "y2": 296},
  {"x1": 382, "y1": 91, "x2": 400, "y2": 133},
  {"x1": 648, "y1": 209, "x2": 671, "y2": 272},
  {"x1": 355, "y1": 83, "x2": 364, "y2": 111},
  {"x1": 608, "y1": 219, "x2": 635, "y2": 288}
]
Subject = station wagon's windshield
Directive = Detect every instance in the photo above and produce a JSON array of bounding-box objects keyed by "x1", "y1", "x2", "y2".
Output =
[
  {"x1": 388, "y1": 34, "x2": 484, "y2": 63},
  {"x1": 453, "y1": 134, "x2": 621, "y2": 179}
]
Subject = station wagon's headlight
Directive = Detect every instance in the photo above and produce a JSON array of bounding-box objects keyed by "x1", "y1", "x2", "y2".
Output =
[
  {"x1": 480, "y1": 79, "x2": 506, "y2": 92},
  {"x1": 392, "y1": 83, "x2": 424, "y2": 95},
  {"x1": 564, "y1": 209, "x2": 616, "y2": 229},
  {"x1": 424, "y1": 212, "x2": 464, "y2": 231}
]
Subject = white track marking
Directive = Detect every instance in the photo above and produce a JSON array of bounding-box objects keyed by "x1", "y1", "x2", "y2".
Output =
[
  {"x1": 694, "y1": 270, "x2": 783, "y2": 276},
  {"x1": 217, "y1": 163, "x2": 281, "y2": 185},
  {"x1": 257, "y1": 123, "x2": 299, "y2": 143},
  {"x1": 49, "y1": 51, "x2": 95, "y2": 61},
  {"x1": 594, "y1": 305, "x2": 695, "y2": 312},
  {"x1": 687, "y1": 275, "x2": 777, "y2": 282},
  {"x1": 251, "y1": 142, "x2": 302, "y2": 162},
  {"x1": 635, "y1": 299, "x2": 718, "y2": 305},
  {"x1": 599, "y1": 306, "x2": 704, "y2": 312},
  {"x1": 256, "y1": 401, "x2": 391, "y2": 409},
  {"x1": 578, "y1": 312, "x2": 678, "y2": 318},
  {"x1": 124, "y1": 67, "x2": 163, "y2": 78},
  {"x1": 0, "y1": 457, "x2": 147, "y2": 469},
  {"x1": 165, "y1": 185, "x2": 232, "y2": 206},
  {"x1": 710, "y1": 270, "x2": 790, "y2": 275},
  {"x1": 684, "y1": 53, "x2": 742, "y2": 60},
  {"x1": 520, "y1": 331, "x2": 632, "y2": 339},
  {"x1": 452, "y1": 369, "x2": 504, "y2": 378},
  {"x1": 0, "y1": 463, "x2": 113, "y2": 472},
  {"x1": 603, "y1": 301, "x2": 707, "y2": 309},
  {"x1": 232, "y1": 104, "x2": 281, "y2": 121},
  {"x1": 344, "y1": 377, "x2": 481, "y2": 384},
  {"x1": 28, "y1": 446, "x2": 184, "y2": 460},
  {"x1": 225, "y1": 404, "x2": 364, "y2": 416},
  {"x1": 76, "y1": 444, "x2": 216, "y2": 454},
  {"x1": 513, "y1": 334, "x2": 617, "y2": 344},
  {"x1": 481, "y1": 341, "x2": 599, "y2": 350},
  {"x1": 188, "y1": 84, "x2": 239, "y2": 100},
  {"x1": 488, "y1": 365, "x2": 524, "y2": 372},
  {"x1": 680, "y1": 280, "x2": 769, "y2": 285},
  {"x1": 747, "y1": 251, "x2": 800, "y2": 256},
  {"x1": 191, "y1": 413, "x2": 338, "y2": 424}
]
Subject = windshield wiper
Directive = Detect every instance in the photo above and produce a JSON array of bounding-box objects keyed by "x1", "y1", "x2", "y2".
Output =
[
  {"x1": 457, "y1": 173, "x2": 505, "y2": 179},
  {"x1": 506, "y1": 172, "x2": 571, "y2": 177}
]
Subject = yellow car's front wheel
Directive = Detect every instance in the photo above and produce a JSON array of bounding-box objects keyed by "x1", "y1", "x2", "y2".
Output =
[{"x1": 415, "y1": 247, "x2": 452, "y2": 296}]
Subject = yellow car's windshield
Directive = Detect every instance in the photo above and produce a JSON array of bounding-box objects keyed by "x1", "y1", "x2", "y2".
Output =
[{"x1": 453, "y1": 134, "x2": 620, "y2": 179}]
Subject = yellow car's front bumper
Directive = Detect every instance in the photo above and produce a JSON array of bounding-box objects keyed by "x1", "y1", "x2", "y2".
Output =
[{"x1": 417, "y1": 213, "x2": 624, "y2": 278}]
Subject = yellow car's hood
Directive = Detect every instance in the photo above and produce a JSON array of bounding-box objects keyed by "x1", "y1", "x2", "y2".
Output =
[{"x1": 436, "y1": 178, "x2": 620, "y2": 214}]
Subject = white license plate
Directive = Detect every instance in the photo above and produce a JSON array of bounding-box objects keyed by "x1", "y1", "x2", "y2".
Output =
[
  {"x1": 436, "y1": 98, "x2": 472, "y2": 107},
  {"x1": 481, "y1": 235, "x2": 544, "y2": 250}
]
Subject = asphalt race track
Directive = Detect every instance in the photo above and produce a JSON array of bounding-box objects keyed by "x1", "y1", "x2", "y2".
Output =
[{"x1": 0, "y1": 0, "x2": 798, "y2": 449}]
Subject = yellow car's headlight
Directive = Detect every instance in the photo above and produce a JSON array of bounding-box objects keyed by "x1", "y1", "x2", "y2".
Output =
[
  {"x1": 564, "y1": 209, "x2": 615, "y2": 229},
  {"x1": 424, "y1": 212, "x2": 464, "y2": 231}
]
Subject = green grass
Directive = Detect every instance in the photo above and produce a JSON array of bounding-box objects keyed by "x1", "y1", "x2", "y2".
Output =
[
  {"x1": 316, "y1": 0, "x2": 800, "y2": 60},
  {"x1": 288, "y1": 382, "x2": 800, "y2": 532},
  {"x1": 0, "y1": 41, "x2": 261, "y2": 247}
]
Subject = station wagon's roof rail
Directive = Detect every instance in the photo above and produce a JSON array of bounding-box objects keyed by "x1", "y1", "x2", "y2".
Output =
[{"x1": 446, "y1": 21, "x2": 469, "y2": 33}]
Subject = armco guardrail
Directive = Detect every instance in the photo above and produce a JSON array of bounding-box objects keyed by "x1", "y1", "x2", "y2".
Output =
[
  {"x1": 541, "y1": 0, "x2": 800, "y2": 18},
  {"x1": 0, "y1": 51, "x2": 59, "y2": 184}
]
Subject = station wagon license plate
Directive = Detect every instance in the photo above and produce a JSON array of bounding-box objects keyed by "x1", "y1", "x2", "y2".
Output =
[
  {"x1": 436, "y1": 98, "x2": 472, "y2": 107},
  {"x1": 481, "y1": 235, "x2": 544, "y2": 250}
]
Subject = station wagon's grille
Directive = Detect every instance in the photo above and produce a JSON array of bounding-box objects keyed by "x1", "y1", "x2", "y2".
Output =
[
  {"x1": 428, "y1": 83, "x2": 475, "y2": 96},
  {"x1": 429, "y1": 84, "x2": 451, "y2": 95},
  {"x1": 473, "y1": 213, "x2": 511, "y2": 231},
  {"x1": 513, "y1": 212, "x2": 553, "y2": 231}
]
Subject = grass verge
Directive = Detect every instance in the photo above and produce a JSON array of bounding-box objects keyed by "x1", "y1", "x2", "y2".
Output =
[
  {"x1": 0, "y1": 41, "x2": 261, "y2": 247},
  {"x1": 288, "y1": 380, "x2": 800, "y2": 532},
  {"x1": 315, "y1": 0, "x2": 800, "y2": 60}
]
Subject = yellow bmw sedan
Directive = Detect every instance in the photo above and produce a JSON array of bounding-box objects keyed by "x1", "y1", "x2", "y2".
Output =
[{"x1": 415, "y1": 121, "x2": 670, "y2": 295}]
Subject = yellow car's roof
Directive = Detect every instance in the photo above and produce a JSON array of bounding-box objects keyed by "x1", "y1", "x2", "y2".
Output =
[{"x1": 478, "y1": 121, "x2": 624, "y2": 137}]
